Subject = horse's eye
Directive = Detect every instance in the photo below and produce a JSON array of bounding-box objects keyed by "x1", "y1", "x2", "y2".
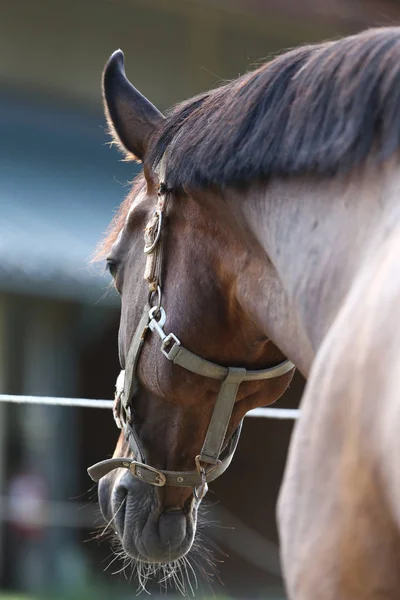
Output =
[{"x1": 106, "y1": 260, "x2": 118, "y2": 278}]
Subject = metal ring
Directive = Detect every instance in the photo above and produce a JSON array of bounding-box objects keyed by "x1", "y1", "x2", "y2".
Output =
[
  {"x1": 195, "y1": 455, "x2": 207, "y2": 480},
  {"x1": 129, "y1": 461, "x2": 167, "y2": 487},
  {"x1": 144, "y1": 210, "x2": 163, "y2": 254},
  {"x1": 149, "y1": 306, "x2": 166, "y2": 329},
  {"x1": 148, "y1": 285, "x2": 162, "y2": 315},
  {"x1": 193, "y1": 481, "x2": 208, "y2": 502}
]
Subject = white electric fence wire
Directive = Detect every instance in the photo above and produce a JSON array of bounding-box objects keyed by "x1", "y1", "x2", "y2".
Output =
[{"x1": 0, "y1": 394, "x2": 299, "y2": 419}]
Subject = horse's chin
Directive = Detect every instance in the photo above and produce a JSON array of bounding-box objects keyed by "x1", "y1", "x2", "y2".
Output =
[{"x1": 99, "y1": 472, "x2": 198, "y2": 564}]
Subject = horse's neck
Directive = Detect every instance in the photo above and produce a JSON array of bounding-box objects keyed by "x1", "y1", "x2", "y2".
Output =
[{"x1": 232, "y1": 163, "x2": 400, "y2": 377}]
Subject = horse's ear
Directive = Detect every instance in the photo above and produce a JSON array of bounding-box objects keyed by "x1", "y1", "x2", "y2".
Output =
[{"x1": 103, "y1": 50, "x2": 165, "y2": 162}]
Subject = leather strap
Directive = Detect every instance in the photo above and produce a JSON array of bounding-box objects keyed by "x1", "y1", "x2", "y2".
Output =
[
  {"x1": 199, "y1": 367, "x2": 246, "y2": 464},
  {"x1": 122, "y1": 303, "x2": 151, "y2": 413},
  {"x1": 113, "y1": 304, "x2": 151, "y2": 465},
  {"x1": 88, "y1": 423, "x2": 242, "y2": 485},
  {"x1": 168, "y1": 343, "x2": 295, "y2": 382},
  {"x1": 88, "y1": 457, "x2": 224, "y2": 486}
]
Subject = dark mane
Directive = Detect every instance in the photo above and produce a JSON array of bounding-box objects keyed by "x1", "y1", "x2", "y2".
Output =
[{"x1": 148, "y1": 28, "x2": 400, "y2": 190}]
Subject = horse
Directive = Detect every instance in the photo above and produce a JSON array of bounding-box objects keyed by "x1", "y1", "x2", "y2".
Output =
[{"x1": 89, "y1": 26, "x2": 400, "y2": 598}]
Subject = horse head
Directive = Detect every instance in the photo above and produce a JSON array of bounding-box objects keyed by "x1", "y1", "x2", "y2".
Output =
[{"x1": 90, "y1": 50, "x2": 294, "y2": 571}]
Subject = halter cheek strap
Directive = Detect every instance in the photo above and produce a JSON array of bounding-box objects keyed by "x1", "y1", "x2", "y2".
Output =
[{"x1": 87, "y1": 179, "x2": 295, "y2": 497}]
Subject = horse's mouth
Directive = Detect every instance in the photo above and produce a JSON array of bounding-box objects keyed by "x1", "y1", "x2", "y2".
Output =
[{"x1": 104, "y1": 477, "x2": 197, "y2": 564}]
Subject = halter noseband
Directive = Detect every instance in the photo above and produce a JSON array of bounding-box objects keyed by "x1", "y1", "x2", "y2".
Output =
[{"x1": 88, "y1": 168, "x2": 294, "y2": 500}]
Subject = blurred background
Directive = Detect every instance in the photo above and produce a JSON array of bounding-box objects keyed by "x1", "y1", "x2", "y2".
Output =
[{"x1": 1, "y1": 1, "x2": 399, "y2": 599}]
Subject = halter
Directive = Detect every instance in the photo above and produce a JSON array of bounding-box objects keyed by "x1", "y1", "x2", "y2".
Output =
[{"x1": 88, "y1": 169, "x2": 295, "y2": 500}]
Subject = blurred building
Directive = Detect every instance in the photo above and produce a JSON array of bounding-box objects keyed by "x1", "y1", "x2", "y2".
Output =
[{"x1": 1, "y1": 0, "x2": 400, "y2": 598}]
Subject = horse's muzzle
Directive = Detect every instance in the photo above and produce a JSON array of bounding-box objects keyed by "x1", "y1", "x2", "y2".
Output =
[{"x1": 100, "y1": 469, "x2": 196, "y2": 563}]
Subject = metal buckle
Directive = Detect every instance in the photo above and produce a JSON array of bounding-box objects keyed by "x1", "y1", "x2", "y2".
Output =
[
  {"x1": 113, "y1": 395, "x2": 131, "y2": 430},
  {"x1": 148, "y1": 286, "x2": 162, "y2": 316},
  {"x1": 195, "y1": 455, "x2": 205, "y2": 475},
  {"x1": 149, "y1": 305, "x2": 166, "y2": 331},
  {"x1": 195, "y1": 454, "x2": 221, "y2": 476},
  {"x1": 194, "y1": 455, "x2": 208, "y2": 501},
  {"x1": 148, "y1": 307, "x2": 181, "y2": 360},
  {"x1": 129, "y1": 461, "x2": 167, "y2": 487},
  {"x1": 161, "y1": 333, "x2": 181, "y2": 359},
  {"x1": 144, "y1": 209, "x2": 163, "y2": 254},
  {"x1": 113, "y1": 396, "x2": 123, "y2": 430}
]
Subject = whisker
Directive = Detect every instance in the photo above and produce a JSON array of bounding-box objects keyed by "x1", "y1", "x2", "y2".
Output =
[
  {"x1": 182, "y1": 556, "x2": 196, "y2": 596},
  {"x1": 158, "y1": 565, "x2": 175, "y2": 584},
  {"x1": 176, "y1": 559, "x2": 186, "y2": 596},
  {"x1": 112, "y1": 558, "x2": 131, "y2": 576},
  {"x1": 171, "y1": 563, "x2": 185, "y2": 596},
  {"x1": 100, "y1": 496, "x2": 126, "y2": 536},
  {"x1": 103, "y1": 550, "x2": 125, "y2": 572},
  {"x1": 136, "y1": 557, "x2": 152, "y2": 595},
  {"x1": 184, "y1": 555, "x2": 198, "y2": 593}
]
